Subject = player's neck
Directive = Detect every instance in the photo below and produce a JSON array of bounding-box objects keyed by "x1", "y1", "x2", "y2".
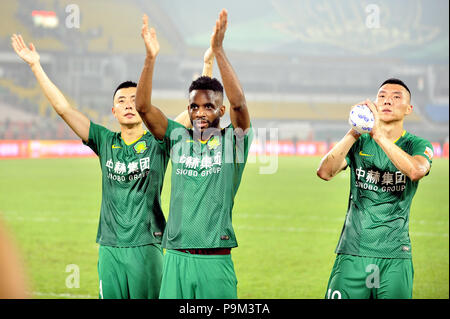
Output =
[
  {"x1": 120, "y1": 124, "x2": 145, "y2": 144},
  {"x1": 379, "y1": 121, "x2": 405, "y2": 142}
]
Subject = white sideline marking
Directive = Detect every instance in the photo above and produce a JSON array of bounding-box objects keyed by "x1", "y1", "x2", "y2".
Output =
[
  {"x1": 2, "y1": 214, "x2": 97, "y2": 224},
  {"x1": 410, "y1": 232, "x2": 449, "y2": 238},
  {"x1": 32, "y1": 291, "x2": 95, "y2": 299},
  {"x1": 4, "y1": 212, "x2": 448, "y2": 237},
  {"x1": 235, "y1": 225, "x2": 449, "y2": 238},
  {"x1": 237, "y1": 213, "x2": 448, "y2": 226},
  {"x1": 4, "y1": 211, "x2": 447, "y2": 226},
  {"x1": 237, "y1": 213, "x2": 345, "y2": 222}
]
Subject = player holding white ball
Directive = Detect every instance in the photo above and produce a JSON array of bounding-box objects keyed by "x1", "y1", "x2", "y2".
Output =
[
  {"x1": 348, "y1": 104, "x2": 374, "y2": 134},
  {"x1": 316, "y1": 78, "x2": 434, "y2": 299}
]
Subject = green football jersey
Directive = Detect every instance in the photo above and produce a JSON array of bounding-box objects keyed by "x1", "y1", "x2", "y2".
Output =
[
  {"x1": 336, "y1": 131, "x2": 434, "y2": 258},
  {"x1": 160, "y1": 119, "x2": 253, "y2": 249},
  {"x1": 84, "y1": 121, "x2": 169, "y2": 247}
]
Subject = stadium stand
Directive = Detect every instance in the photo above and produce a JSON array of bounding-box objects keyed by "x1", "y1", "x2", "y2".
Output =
[
  {"x1": 424, "y1": 104, "x2": 449, "y2": 124},
  {"x1": 0, "y1": 0, "x2": 447, "y2": 143}
]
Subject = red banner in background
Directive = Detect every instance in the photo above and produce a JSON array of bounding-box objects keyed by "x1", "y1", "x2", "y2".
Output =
[
  {"x1": 0, "y1": 140, "x2": 30, "y2": 159},
  {"x1": 249, "y1": 140, "x2": 448, "y2": 158},
  {"x1": 0, "y1": 140, "x2": 448, "y2": 159},
  {"x1": 431, "y1": 142, "x2": 443, "y2": 159},
  {"x1": 0, "y1": 140, "x2": 95, "y2": 159},
  {"x1": 250, "y1": 141, "x2": 329, "y2": 156},
  {"x1": 29, "y1": 141, "x2": 95, "y2": 158}
]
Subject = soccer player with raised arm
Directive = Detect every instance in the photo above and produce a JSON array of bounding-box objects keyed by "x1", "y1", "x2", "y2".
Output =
[
  {"x1": 317, "y1": 78, "x2": 434, "y2": 299},
  {"x1": 10, "y1": 34, "x2": 212, "y2": 299},
  {"x1": 135, "y1": 9, "x2": 252, "y2": 299}
]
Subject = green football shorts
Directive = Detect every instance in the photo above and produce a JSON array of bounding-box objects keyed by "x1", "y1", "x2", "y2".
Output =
[
  {"x1": 97, "y1": 244, "x2": 163, "y2": 299},
  {"x1": 325, "y1": 254, "x2": 414, "y2": 299},
  {"x1": 159, "y1": 249, "x2": 238, "y2": 299}
]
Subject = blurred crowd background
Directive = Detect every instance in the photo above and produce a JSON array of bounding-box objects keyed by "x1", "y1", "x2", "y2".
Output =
[{"x1": 0, "y1": 0, "x2": 448, "y2": 146}]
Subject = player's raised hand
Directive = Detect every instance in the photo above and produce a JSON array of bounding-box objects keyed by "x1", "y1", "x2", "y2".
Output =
[
  {"x1": 202, "y1": 47, "x2": 215, "y2": 77},
  {"x1": 11, "y1": 34, "x2": 40, "y2": 67},
  {"x1": 348, "y1": 100, "x2": 370, "y2": 138},
  {"x1": 203, "y1": 47, "x2": 214, "y2": 64},
  {"x1": 364, "y1": 99, "x2": 381, "y2": 138},
  {"x1": 211, "y1": 9, "x2": 228, "y2": 53},
  {"x1": 141, "y1": 14, "x2": 159, "y2": 58}
]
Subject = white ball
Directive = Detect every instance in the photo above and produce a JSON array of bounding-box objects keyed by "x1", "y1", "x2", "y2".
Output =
[{"x1": 348, "y1": 104, "x2": 374, "y2": 134}]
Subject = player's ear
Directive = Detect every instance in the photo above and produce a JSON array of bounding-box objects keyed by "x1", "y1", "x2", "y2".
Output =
[
  {"x1": 405, "y1": 104, "x2": 413, "y2": 115},
  {"x1": 219, "y1": 105, "x2": 225, "y2": 117},
  {"x1": 187, "y1": 104, "x2": 193, "y2": 117},
  {"x1": 112, "y1": 106, "x2": 117, "y2": 118}
]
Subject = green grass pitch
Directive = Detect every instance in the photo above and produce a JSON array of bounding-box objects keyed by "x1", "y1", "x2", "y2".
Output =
[{"x1": 0, "y1": 156, "x2": 448, "y2": 299}]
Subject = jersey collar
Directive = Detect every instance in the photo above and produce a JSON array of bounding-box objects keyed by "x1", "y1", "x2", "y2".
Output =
[
  {"x1": 393, "y1": 130, "x2": 406, "y2": 144},
  {"x1": 121, "y1": 131, "x2": 147, "y2": 146}
]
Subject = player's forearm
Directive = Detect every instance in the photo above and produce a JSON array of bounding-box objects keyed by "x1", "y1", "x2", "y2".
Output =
[
  {"x1": 136, "y1": 56, "x2": 168, "y2": 139},
  {"x1": 30, "y1": 62, "x2": 72, "y2": 116},
  {"x1": 174, "y1": 110, "x2": 191, "y2": 128},
  {"x1": 202, "y1": 59, "x2": 214, "y2": 77},
  {"x1": 317, "y1": 129, "x2": 359, "y2": 180},
  {"x1": 373, "y1": 135, "x2": 428, "y2": 181},
  {"x1": 135, "y1": 55, "x2": 157, "y2": 114},
  {"x1": 214, "y1": 49, "x2": 245, "y2": 108},
  {"x1": 202, "y1": 47, "x2": 214, "y2": 77},
  {"x1": 28, "y1": 62, "x2": 90, "y2": 141}
]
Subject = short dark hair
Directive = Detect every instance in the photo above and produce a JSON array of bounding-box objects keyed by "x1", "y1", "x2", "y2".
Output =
[
  {"x1": 113, "y1": 81, "x2": 137, "y2": 99},
  {"x1": 189, "y1": 76, "x2": 223, "y2": 94},
  {"x1": 379, "y1": 78, "x2": 411, "y2": 98}
]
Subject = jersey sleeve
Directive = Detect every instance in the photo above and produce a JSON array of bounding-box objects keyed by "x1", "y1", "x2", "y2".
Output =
[
  {"x1": 410, "y1": 137, "x2": 434, "y2": 165},
  {"x1": 82, "y1": 121, "x2": 110, "y2": 156},
  {"x1": 345, "y1": 152, "x2": 351, "y2": 167},
  {"x1": 162, "y1": 118, "x2": 191, "y2": 157},
  {"x1": 345, "y1": 137, "x2": 361, "y2": 168},
  {"x1": 228, "y1": 123, "x2": 253, "y2": 166}
]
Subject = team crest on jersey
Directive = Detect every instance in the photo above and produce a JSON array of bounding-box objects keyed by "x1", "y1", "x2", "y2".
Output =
[
  {"x1": 207, "y1": 136, "x2": 221, "y2": 150},
  {"x1": 359, "y1": 150, "x2": 373, "y2": 157},
  {"x1": 134, "y1": 141, "x2": 148, "y2": 154},
  {"x1": 424, "y1": 146, "x2": 433, "y2": 160}
]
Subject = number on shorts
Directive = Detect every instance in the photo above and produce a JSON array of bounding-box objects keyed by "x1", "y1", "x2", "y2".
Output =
[
  {"x1": 327, "y1": 288, "x2": 342, "y2": 299},
  {"x1": 99, "y1": 280, "x2": 103, "y2": 299}
]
